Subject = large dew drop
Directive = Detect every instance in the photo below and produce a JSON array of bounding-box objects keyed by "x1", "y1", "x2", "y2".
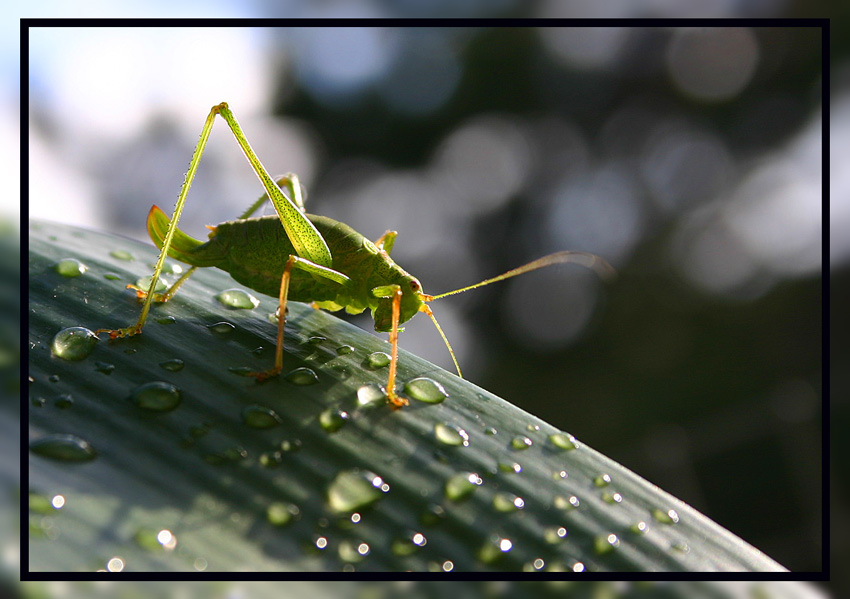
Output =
[
  {"x1": 30, "y1": 434, "x2": 97, "y2": 461},
  {"x1": 241, "y1": 404, "x2": 282, "y2": 428},
  {"x1": 285, "y1": 367, "x2": 319, "y2": 386},
  {"x1": 216, "y1": 288, "x2": 260, "y2": 309},
  {"x1": 327, "y1": 470, "x2": 388, "y2": 514},
  {"x1": 404, "y1": 377, "x2": 447, "y2": 404},
  {"x1": 55, "y1": 258, "x2": 87, "y2": 277},
  {"x1": 444, "y1": 472, "x2": 482, "y2": 501},
  {"x1": 130, "y1": 381, "x2": 181, "y2": 411},
  {"x1": 51, "y1": 327, "x2": 98, "y2": 361}
]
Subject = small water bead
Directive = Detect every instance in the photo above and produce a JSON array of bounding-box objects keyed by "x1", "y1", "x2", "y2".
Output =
[
  {"x1": 630, "y1": 521, "x2": 648, "y2": 534},
  {"x1": 335, "y1": 344, "x2": 354, "y2": 355},
  {"x1": 498, "y1": 461, "x2": 522, "y2": 474},
  {"x1": 259, "y1": 451, "x2": 283, "y2": 467},
  {"x1": 404, "y1": 377, "x2": 447, "y2": 404},
  {"x1": 241, "y1": 404, "x2": 282, "y2": 428},
  {"x1": 131, "y1": 381, "x2": 181, "y2": 411},
  {"x1": 49, "y1": 374, "x2": 60, "y2": 382},
  {"x1": 216, "y1": 288, "x2": 260, "y2": 309},
  {"x1": 319, "y1": 408, "x2": 349, "y2": 432},
  {"x1": 338, "y1": 540, "x2": 370, "y2": 563},
  {"x1": 553, "y1": 495, "x2": 580, "y2": 510},
  {"x1": 280, "y1": 439, "x2": 302, "y2": 453},
  {"x1": 553, "y1": 470, "x2": 568, "y2": 480},
  {"x1": 32, "y1": 397, "x2": 46, "y2": 407},
  {"x1": 602, "y1": 492, "x2": 623, "y2": 504},
  {"x1": 544, "y1": 526, "x2": 568, "y2": 544},
  {"x1": 511, "y1": 436, "x2": 533, "y2": 450},
  {"x1": 366, "y1": 351, "x2": 391, "y2": 369},
  {"x1": 104, "y1": 272, "x2": 122, "y2": 280},
  {"x1": 594, "y1": 533, "x2": 620, "y2": 555},
  {"x1": 419, "y1": 504, "x2": 446, "y2": 527},
  {"x1": 444, "y1": 472, "x2": 482, "y2": 501},
  {"x1": 51, "y1": 327, "x2": 98, "y2": 361},
  {"x1": 523, "y1": 558, "x2": 546, "y2": 572},
  {"x1": 29, "y1": 493, "x2": 53, "y2": 514},
  {"x1": 94, "y1": 361, "x2": 115, "y2": 375},
  {"x1": 284, "y1": 367, "x2": 319, "y2": 385},
  {"x1": 549, "y1": 432, "x2": 579, "y2": 450},
  {"x1": 266, "y1": 502, "x2": 299, "y2": 526},
  {"x1": 159, "y1": 359, "x2": 185, "y2": 372},
  {"x1": 30, "y1": 434, "x2": 97, "y2": 461},
  {"x1": 327, "y1": 470, "x2": 388, "y2": 514},
  {"x1": 527, "y1": 424, "x2": 540, "y2": 432},
  {"x1": 55, "y1": 258, "x2": 87, "y2": 277},
  {"x1": 477, "y1": 537, "x2": 513, "y2": 564},
  {"x1": 109, "y1": 249, "x2": 134, "y2": 261},
  {"x1": 135, "y1": 275, "x2": 168, "y2": 293},
  {"x1": 493, "y1": 493, "x2": 525, "y2": 512},
  {"x1": 155, "y1": 316, "x2": 176, "y2": 325},
  {"x1": 208, "y1": 321, "x2": 235, "y2": 335},
  {"x1": 54, "y1": 393, "x2": 74, "y2": 408},
  {"x1": 594, "y1": 473, "x2": 612, "y2": 487},
  {"x1": 652, "y1": 508, "x2": 680, "y2": 524},
  {"x1": 391, "y1": 532, "x2": 427, "y2": 556},
  {"x1": 434, "y1": 423, "x2": 469, "y2": 446},
  {"x1": 356, "y1": 384, "x2": 386, "y2": 407}
]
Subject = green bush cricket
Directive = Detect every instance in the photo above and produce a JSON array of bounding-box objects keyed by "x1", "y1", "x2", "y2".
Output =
[{"x1": 97, "y1": 102, "x2": 615, "y2": 407}]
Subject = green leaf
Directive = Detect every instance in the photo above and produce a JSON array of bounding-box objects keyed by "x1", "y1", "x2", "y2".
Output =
[{"x1": 27, "y1": 221, "x2": 786, "y2": 572}]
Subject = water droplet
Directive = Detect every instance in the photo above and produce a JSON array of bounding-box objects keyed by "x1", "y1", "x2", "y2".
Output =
[
  {"x1": 285, "y1": 367, "x2": 319, "y2": 385},
  {"x1": 549, "y1": 432, "x2": 579, "y2": 450},
  {"x1": 544, "y1": 526, "x2": 568, "y2": 544},
  {"x1": 338, "y1": 540, "x2": 370, "y2": 562},
  {"x1": 28, "y1": 492, "x2": 53, "y2": 514},
  {"x1": 51, "y1": 327, "x2": 98, "y2": 361},
  {"x1": 259, "y1": 451, "x2": 283, "y2": 467},
  {"x1": 404, "y1": 377, "x2": 447, "y2": 404},
  {"x1": 135, "y1": 275, "x2": 168, "y2": 293},
  {"x1": 335, "y1": 344, "x2": 354, "y2": 355},
  {"x1": 478, "y1": 537, "x2": 512, "y2": 564},
  {"x1": 228, "y1": 366, "x2": 256, "y2": 377},
  {"x1": 30, "y1": 434, "x2": 97, "y2": 461},
  {"x1": 498, "y1": 461, "x2": 522, "y2": 474},
  {"x1": 527, "y1": 424, "x2": 540, "y2": 432},
  {"x1": 159, "y1": 359, "x2": 185, "y2": 372},
  {"x1": 419, "y1": 503, "x2": 447, "y2": 527},
  {"x1": 484, "y1": 427, "x2": 498, "y2": 435},
  {"x1": 327, "y1": 470, "x2": 388, "y2": 514},
  {"x1": 280, "y1": 439, "x2": 302, "y2": 453},
  {"x1": 434, "y1": 423, "x2": 469, "y2": 446},
  {"x1": 444, "y1": 472, "x2": 482, "y2": 501},
  {"x1": 104, "y1": 272, "x2": 121, "y2": 280},
  {"x1": 553, "y1": 495, "x2": 580, "y2": 510},
  {"x1": 106, "y1": 557, "x2": 125, "y2": 572},
  {"x1": 266, "y1": 502, "x2": 299, "y2": 526},
  {"x1": 391, "y1": 532, "x2": 427, "y2": 556},
  {"x1": 216, "y1": 288, "x2": 260, "y2": 309},
  {"x1": 208, "y1": 321, "x2": 235, "y2": 335},
  {"x1": 511, "y1": 436, "x2": 533, "y2": 450},
  {"x1": 49, "y1": 374, "x2": 60, "y2": 382},
  {"x1": 671, "y1": 542, "x2": 690, "y2": 553},
  {"x1": 552, "y1": 470, "x2": 568, "y2": 480},
  {"x1": 110, "y1": 249, "x2": 134, "y2": 261},
  {"x1": 55, "y1": 258, "x2": 87, "y2": 277},
  {"x1": 652, "y1": 508, "x2": 680, "y2": 524},
  {"x1": 155, "y1": 316, "x2": 176, "y2": 325},
  {"x1": 366, "y1": 351, "x2": 391, "y2": 369},
  {"x1": 630, "y1": 521, "x2": 648, "y2": 534},
  {"x1": 493, "y1": 493, "x2": 525, "y2": 512},
  {"x1": 356, "y1": 384, "x2": 386, "y2": 407},
  {"x1": 602, "y1": 492, "x2": 623, "y2": 504},
  {"x1": 54, "y1": 393, "x2": 74, "y2": 408},
  {"x1": 594, "y1": 473, "x2": 612, "y2": 487},
  {"x1": 130, "y1": 381, "x2": 181, "y2": 411},
  {"x1": 31, "y1": 397, "x2": 46, "y2": 407},
  {"x1": 94, "y1": 361, "x2": 114, "y2": 375},
  {"x1": 594, "y1": 533, "x2": 620, "y2": 555},
  {"x1": 241, "y1": 404, "x2": 281, "y2": 428},
  {"x1": 319, "y1": 408, "x2": 349, "y2": 432}
]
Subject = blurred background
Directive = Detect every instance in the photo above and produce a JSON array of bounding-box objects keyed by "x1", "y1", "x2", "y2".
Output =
[{"x1": 16, "y1": 9, "x2": 833, "y2": 591}]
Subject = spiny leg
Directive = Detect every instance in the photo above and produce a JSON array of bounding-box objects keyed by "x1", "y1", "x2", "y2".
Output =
[
  {"x1": 97, "y1": 106, "x2": 222, "y2": 340},
  {"x1": 385, "y1": 286, "x2": 407, "y2": 408},
  {"x1": 248, "y1": 255, "x2": 295, "y2": 381},
  {"x1": 238, "y1": 174, "x2": 307, "y2": 220}
]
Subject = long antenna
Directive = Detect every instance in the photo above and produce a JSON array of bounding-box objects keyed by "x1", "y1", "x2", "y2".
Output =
[
  {"x1": 426, "y1": 251, "x2": 615, "y2": 301},
  {"x1": 418, "y1": 250, "x2": 615, "y2": 379}
]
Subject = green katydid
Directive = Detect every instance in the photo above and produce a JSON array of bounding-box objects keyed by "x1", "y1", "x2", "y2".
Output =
[{"x1": 97, "y1": 102, "x2": 614, "y2": 407}]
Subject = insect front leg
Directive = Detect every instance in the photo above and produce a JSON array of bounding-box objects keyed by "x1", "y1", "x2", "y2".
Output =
[
  {"x1": 372, "y1": 283, "x2": 407, "y2": 408},
  {"x1": 374, "y1": 230, "x2": 398, "y2": 255}
]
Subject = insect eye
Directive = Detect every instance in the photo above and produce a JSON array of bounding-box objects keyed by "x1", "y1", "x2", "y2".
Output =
[{"x1": 409, "y1": 280, "x2": 421, "y2": 292}]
